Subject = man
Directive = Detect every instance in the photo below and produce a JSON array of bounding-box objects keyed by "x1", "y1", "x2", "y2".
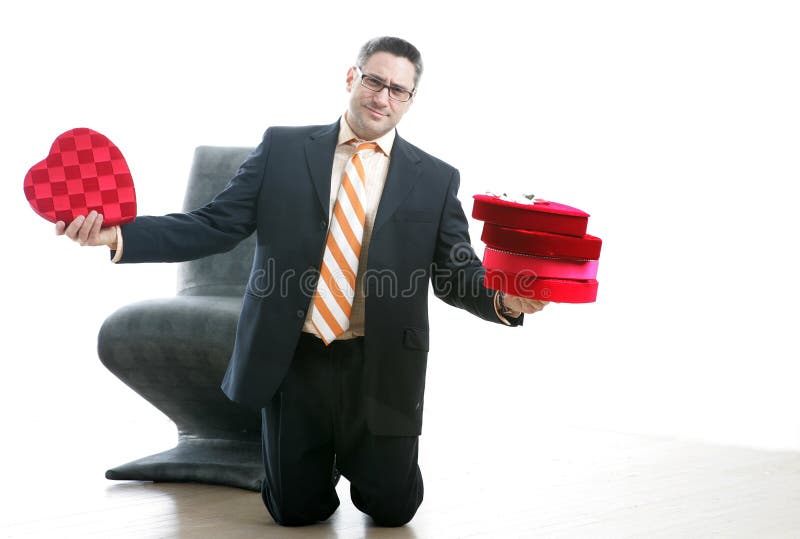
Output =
[{"x1": 58, "y1": 36, "x2": 547, "y2": 527}]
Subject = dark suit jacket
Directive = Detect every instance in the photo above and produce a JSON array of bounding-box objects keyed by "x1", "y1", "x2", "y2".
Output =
[{"x1": 118, "y1": 120, "x2": 521, "y2": 436}]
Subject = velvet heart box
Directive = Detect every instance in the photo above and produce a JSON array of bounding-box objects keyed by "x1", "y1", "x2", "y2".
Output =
[
  {"x1": 484, "y1": 267, "x2": 599, "y2": 303},
  {"x1": 23, "y1": 128, "x2": 136, "y2": 226},
  {"x1": 481, "y1": 223, "x2": 602, "y2": 260},
  {"x1": 472, "y1": 194, "x2": 589, "y2": 237},
  {"x1": 483, "y1": 247, "x2": 599, "y2": 280}
]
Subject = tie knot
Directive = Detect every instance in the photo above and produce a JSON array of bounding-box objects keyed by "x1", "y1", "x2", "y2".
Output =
[{"x1": 353, "y1": 141, "x2": 380, "y2": 155}]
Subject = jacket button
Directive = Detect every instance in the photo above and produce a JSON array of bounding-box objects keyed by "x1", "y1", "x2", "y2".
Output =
[
  {"x1": 296, "y1": 309, "x2": 306, "y2": 319},
  {"x1": 320, "y1": 220, "x2": 327, "y2": 230}
]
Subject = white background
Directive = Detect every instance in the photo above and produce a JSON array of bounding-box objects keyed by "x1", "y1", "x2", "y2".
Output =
[{"x1": 1, "y1": 0, "x2": 799, "y2": 473}]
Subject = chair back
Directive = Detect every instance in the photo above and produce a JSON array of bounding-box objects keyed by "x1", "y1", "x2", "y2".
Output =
[{"x1": 177, "y1": 145, "x2": 256, "y2": 297}]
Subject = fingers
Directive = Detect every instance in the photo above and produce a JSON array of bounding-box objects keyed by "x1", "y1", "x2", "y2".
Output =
[
  {"x1": 504, "y1": 292, "x2": 551, "y2": 315},
  {"x1": 62, "y1": 211, "x2": 104, "y2": 246},
  {"x1": 87, "y1": 212, "x2": 104, "y2": 244},
  {"x1": 64, "y1": 214, "x2": 87, "y2": 241},
  {"x1": 517, "y1": 298, "x2": 549, "y2": 314},
  {"x1": 77, "y1": 211, "x2": 100, "y2": 245}
]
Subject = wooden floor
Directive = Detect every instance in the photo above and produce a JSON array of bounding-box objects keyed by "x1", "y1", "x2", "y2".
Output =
[{"x1": 3, "y1": 422, "x2": 800, "y2": 538}]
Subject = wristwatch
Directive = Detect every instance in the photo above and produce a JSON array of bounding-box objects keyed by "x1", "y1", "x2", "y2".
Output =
[{"x1": 497, "y1": 291, "x2": 517, "y2": 317}]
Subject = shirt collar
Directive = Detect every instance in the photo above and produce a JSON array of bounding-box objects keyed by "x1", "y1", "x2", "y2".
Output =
[{"x1": 339, "y1": 113, "x2": 396, "y2": 156}]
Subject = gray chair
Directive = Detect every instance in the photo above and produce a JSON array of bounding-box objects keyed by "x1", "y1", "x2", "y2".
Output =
[{"x1": 97, "y1": 146, "x2": 263, "y2": 491}]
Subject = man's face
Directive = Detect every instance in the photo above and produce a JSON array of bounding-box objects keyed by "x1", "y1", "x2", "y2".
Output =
[{"x1": 345, "y1": 51, "x2": 416, "y2": 141}]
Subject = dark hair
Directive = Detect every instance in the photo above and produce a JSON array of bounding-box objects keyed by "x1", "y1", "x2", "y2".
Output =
[{"x1": 356, "y1": 36, "x2": 423, "y2": 87}]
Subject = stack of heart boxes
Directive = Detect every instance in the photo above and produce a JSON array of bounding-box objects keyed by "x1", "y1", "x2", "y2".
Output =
[{"x1": 472, "y1": 194, "x2": 602, "y2": 303}]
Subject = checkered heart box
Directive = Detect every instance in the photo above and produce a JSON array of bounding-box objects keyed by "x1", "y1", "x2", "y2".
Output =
[{"x1": 24, "y1": 128, "x2": 136, "y2": 226}]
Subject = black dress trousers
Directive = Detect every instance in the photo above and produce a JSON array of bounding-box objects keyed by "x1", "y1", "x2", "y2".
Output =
[{"x1": 260, "y1": 332, "x2": 424, "y2": 527}]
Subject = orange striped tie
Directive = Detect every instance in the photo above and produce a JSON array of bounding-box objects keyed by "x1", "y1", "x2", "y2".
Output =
[{"x1": 310, "y1": 141, "x2": 379, "y2": 344}]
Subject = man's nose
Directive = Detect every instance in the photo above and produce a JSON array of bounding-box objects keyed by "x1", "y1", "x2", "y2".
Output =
[{"x1": 373, "y1": 86, "x2": 390, "y2": 105}]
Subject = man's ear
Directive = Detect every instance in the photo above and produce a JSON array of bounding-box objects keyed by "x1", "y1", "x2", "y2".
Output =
[{"x1": 346, "y1": 66, "x2": 356, "y2": 92}]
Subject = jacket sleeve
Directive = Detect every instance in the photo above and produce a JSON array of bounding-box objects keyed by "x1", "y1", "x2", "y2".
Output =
[
  {"x1": 115, "y1": 129, "x2": 272, "y2": 264},
  {"x1": 430, "y1": 169, "x2": 523, "y2": 327}
]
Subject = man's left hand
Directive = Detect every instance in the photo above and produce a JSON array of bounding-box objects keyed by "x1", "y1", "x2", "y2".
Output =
[{"x1": 503, "y1": 293, "x2": 549, "y2": 317}]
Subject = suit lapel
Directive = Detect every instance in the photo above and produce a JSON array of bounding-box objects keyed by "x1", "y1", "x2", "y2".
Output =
[
  {"x1": 305, "y1": 121, "x2": 340, "y2": 219},
  {"x1": 373, "y1": 135, "x2": 422, "y2": 234},
  {"x1": 305, "y1": 123, "x2": 423, "y2": 231}
]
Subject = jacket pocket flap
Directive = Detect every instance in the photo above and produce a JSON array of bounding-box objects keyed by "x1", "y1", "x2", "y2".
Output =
[{"x1": 403, "y1": 327, "x2": 429, "y2": 351}]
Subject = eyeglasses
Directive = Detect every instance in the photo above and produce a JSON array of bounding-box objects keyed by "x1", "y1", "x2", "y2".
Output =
[{"x1": 355, "y1": 67, "x2": 415, "y2": 103}]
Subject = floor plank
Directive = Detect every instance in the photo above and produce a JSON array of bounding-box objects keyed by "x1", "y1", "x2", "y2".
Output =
[{"x1": 3, "y1": 422, "x2": 800, "y2": 538}]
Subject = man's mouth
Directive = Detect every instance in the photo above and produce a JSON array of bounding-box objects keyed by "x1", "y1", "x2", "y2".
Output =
[{"x1": 365, "y1": 105, "x2": 387, "y2": 119}]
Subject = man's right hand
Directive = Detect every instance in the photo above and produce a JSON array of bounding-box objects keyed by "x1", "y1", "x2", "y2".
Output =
[{"x1": 55, "y1": 211, "x2": 117, "y2": 247}]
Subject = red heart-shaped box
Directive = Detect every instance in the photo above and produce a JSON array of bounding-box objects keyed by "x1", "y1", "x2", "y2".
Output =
[
  {"x1": 481, "y1": 223, "x2": 603, "y2": 260},
  {"x1": 472, "y1": 194, "x2": 589, "y2": 237},
  {"x1": 23, "y1": 128, "x2": 136, "y2": 226},
  {"x1": 484, "y1": 267, "x2": 599, "y2": 303},
  {"x1": 483, "y1": 247, "x2": 599, "y2": 280}
]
